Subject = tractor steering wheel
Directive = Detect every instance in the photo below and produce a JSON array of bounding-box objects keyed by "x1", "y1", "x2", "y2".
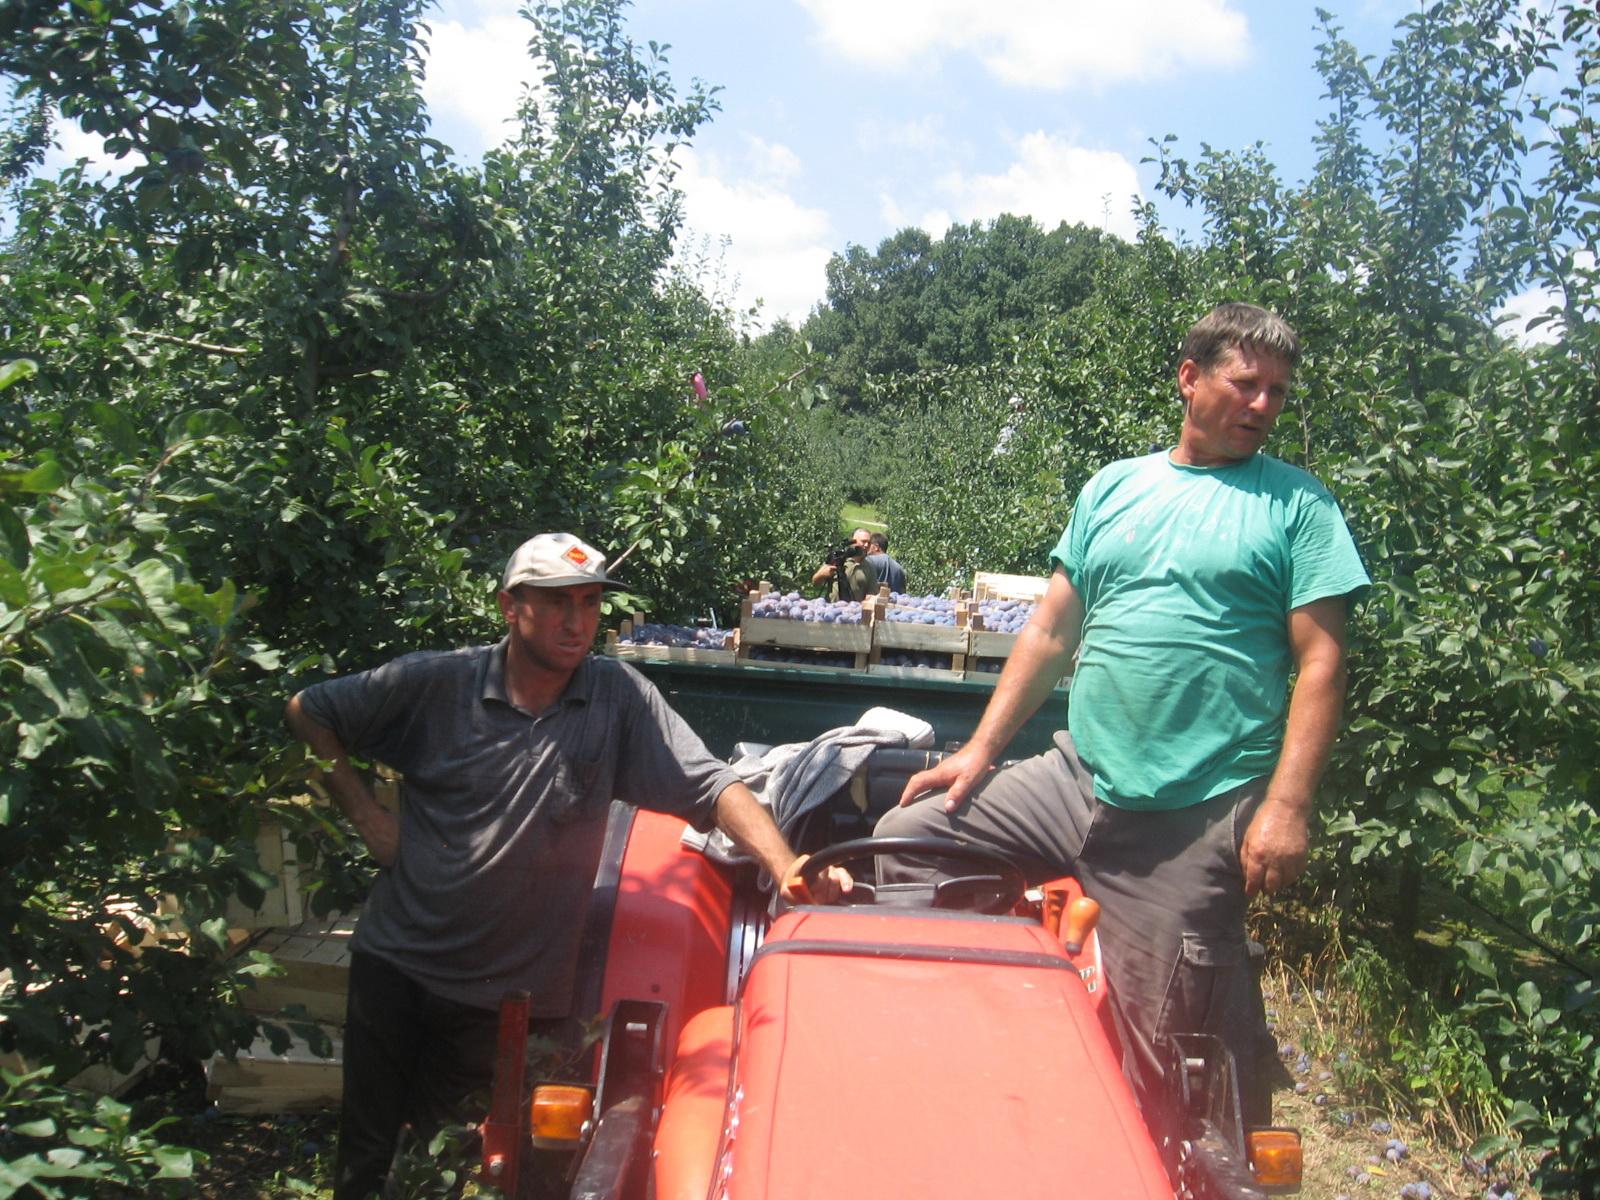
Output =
[{"x1": 798, "y1": 836, "x2": 1027, "y2": 916}]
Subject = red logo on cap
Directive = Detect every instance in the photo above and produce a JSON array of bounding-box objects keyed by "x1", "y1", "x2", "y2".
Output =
[{"x1": 563, "y1": 545, "x2": 590, "y2": 567}]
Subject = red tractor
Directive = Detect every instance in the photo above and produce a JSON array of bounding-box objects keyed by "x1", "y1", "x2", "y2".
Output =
[{"x1": 480, "y1": 746, "x2": 1302, "y2": 1200}]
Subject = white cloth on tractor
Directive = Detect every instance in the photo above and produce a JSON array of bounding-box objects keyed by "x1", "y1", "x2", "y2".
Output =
[{"x1": 682, "y1": 707, "x2": 933, "y2": 883}]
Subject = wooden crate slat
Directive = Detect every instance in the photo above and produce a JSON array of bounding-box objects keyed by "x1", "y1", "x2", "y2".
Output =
[
  {"x1": 206, "y1": 1025, "x2": 344, "y2": 1112},
  {"x1": 866, "y1": 664, "x2": 967, "y2": 683},
  {"x1": 239, "y1": 913, "x2": 356, "y2": 1023},
  {"x1": 210, "y1": 1084, "x2": 342, "y2": 1114},
  {"x1": 967, "y1": 629, "x2": 1021, "y2": 658},
  {"x1": 207, "y1": 1028, "x2": 344, "y2": 1086},
  {"x1": 225, "y1": 822, "x2": 304, "y2": 931},
  {"x1": 738, "y1": 614, "x2": 871, "y2": 653},
  {"x1": 609, "y1": 643, "x2": 739, "y2": 666},
  {"x1": 873, "y1": 621, "x2": 969, "y2": 654},
  {"x1": 972, "y1": 571, "x2": 1050, "y2": 602}
]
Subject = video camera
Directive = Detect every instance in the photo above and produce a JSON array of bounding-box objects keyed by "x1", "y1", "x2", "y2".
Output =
[{"x1": 824, "y1": 542, "x2": 867, "y2": 568}]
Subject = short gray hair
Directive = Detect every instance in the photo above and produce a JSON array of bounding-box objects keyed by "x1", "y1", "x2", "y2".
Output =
[{"x1": 1179, "y1": 303, "x2": 1301, "y2": 373}]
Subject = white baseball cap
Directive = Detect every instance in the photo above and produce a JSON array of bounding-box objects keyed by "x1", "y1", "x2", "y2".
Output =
[{"x1": 501, "y1": 533, "x2": 625, "y2": 591}]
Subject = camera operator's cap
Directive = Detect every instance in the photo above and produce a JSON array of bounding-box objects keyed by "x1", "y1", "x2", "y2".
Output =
[{"x1": 502, "y1": 533, "x2": 625, "y2": 591}]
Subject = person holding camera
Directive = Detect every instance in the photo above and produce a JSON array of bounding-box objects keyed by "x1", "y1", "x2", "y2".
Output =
[{"x1": 810, "y1": 527, "x2": 880, "y2": 602}]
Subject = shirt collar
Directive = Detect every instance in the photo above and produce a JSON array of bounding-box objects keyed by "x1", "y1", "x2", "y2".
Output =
[{"x1": 482, "y1": 638, "x2": 594, "y2": 710}]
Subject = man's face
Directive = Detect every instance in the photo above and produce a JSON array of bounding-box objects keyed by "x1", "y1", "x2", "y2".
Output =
[
  {"x1": 498, "y1": 583, "x2": 603, "y2": 675},
  {"x1": 850, "y1": 529, "x2": 873, "y2": 554},
  {"x1": 1177, "y1": 347, "x2": 1292, "y2": 466}
]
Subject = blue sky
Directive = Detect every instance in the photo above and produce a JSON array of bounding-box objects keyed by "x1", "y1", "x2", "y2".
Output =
[
  {"x1": 414, "y1": 0, "x2": 1417, "y2": 325},
  {"x1": 56, "y1": 0, "x2": 1547, "y2": 332}
]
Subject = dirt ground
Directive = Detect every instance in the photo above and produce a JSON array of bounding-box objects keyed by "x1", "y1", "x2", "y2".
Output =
[
  {"x1": 1259, "y1": 970, "x2": 1529, "y2": 1200},
  {"x1": 129, "y1": 1061, "x2": 337, "y2": 1198}
]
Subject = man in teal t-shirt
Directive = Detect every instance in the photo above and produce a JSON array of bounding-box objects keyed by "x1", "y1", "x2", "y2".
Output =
[{"x1": 879, "y1": 303, "x2": 1370, "y2": 1136}]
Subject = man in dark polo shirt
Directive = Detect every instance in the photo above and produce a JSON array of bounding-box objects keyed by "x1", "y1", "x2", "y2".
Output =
[{"x1": 286, "y1": 532, "x2": 839, "y2": 1199}]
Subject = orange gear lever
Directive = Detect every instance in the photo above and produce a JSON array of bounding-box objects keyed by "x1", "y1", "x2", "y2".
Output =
[{"x1": 1062, "y1": 896, "x2": 1100, "y2": 955}]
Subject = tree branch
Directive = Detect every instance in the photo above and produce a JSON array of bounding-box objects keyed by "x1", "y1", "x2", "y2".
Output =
[{"x1": 129, "y1": 330, "x2": 251, "y2": 357}]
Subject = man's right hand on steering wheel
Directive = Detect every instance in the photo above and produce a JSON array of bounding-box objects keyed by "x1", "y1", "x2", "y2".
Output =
[
  {"x1": 779, "y1": 854, "x2": 853, "y2": 905},
  {"x1": 791, "y1": 837, "x2": 1026, "y2": 915}
]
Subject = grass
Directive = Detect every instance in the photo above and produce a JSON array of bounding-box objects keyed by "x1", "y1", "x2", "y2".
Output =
[
  {"x1": 1249, "y1": 892, "x2": 1544, "y2": 1200},
  {"x1": 839, "y1": 502, "x2": 886, "y2": 534},
  {"x1": 1261, "y1": 957, "x2": 1534, "y2": 1199}
]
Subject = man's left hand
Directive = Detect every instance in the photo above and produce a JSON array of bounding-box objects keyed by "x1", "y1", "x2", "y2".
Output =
[
  {"x1": 1239, "y1": 797, "x2": 1311, "y2": 897},
  {"x1": 779, "y1": 854, "x2": 853, "y2": 904}
]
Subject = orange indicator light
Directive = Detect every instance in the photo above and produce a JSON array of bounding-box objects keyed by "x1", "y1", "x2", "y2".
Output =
[
  {"x1": 1248, "y1": 1127, "x2": 1304, "y2": 1192},
  {"x1": 530, "y1": 1085, "x2": 594, "y2": 1149}
]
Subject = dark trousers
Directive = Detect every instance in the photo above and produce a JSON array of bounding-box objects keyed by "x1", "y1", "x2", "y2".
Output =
[{"x1": 334, "y1": 951, "x2": 505, "y2": 1200}]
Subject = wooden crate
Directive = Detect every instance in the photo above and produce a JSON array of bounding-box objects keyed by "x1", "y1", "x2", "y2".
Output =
[
  {"x1": 0, "y1": 1032, "x2": 161, "y2": 1098},
  {"x1": 972, "y1": 571, "x2": 1050, "y2": 602},
  {"x1": 866, "y1": 593, "x2": 970, "y2": 655},
  {"x1": 605, "y1": 617, "x2": 737, "y2": 665},
  {"x1": 864, "y1": 591, "x2": 968, "y2": 678},
  {"x1": 206, "y1": 1025, "x2": 344, "y2": 1113},
  {"x1": 737, "y1": 588, "x2": 870, "y2": 669},
  {"x1": 240, "y1": 911, "x2": 358, "y2": 1025},
  {"x1": 225, "y1": 821, "x2": 308, "y2": 932}
]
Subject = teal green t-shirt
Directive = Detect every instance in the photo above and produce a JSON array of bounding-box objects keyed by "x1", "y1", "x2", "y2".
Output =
[{"x1": 1050, "y1": 451, "x2": 1370, "y2": 811}]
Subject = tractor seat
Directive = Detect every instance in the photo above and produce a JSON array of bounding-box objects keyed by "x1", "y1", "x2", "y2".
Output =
[{"x1": 785, "y1": 746, "x2": 951, "y2": 855}]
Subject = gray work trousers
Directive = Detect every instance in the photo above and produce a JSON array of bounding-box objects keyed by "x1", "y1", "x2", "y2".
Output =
[{"x1": 873, "y1": 730, "x2": 1271, "y2": 1128}]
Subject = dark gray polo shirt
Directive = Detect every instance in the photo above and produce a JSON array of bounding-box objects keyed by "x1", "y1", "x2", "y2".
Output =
[{"x1": 297, "y1": 642, "x2": 735, "y2": 1014}]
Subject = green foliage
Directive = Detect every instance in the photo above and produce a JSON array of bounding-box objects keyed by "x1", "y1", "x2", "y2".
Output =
[
  {"x1": 801, "y1": 215, "x2": 1127, "y2": 409},
  {"x1": 1, "y1": 0, "x2": 1597, "y2": 1190},
  {"x1": 0, "y1": 0, "x2": 824, "y2": 1154},
  {"x1": 1149, "y1": 4, "x2": 1598, "y2": 1184},
  {"x1": 819, "y1": 0, "x2": 1600, "y2": 1184},
  {"x1": 0, "y1": 395, "x2": 287, "y2": 1079},
  {"x1": 384, "y1": 1122, "x2": 489, "y2": 1199},
  {"x1": 0, "y1": 1067, "x2": 202, "y2": 1197},
  {"x1": 873, "y1": 211, "x2": 1195, "y2": 586}
]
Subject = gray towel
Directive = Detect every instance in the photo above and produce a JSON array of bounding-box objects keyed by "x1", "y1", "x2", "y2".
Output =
[{"x1": 683, "y1": 725, "x2": 911, "y2": 885}]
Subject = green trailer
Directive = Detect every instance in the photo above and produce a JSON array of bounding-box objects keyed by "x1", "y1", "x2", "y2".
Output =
[{"x1": 624, "y1": 658, "x2": 1068, "y2": 759}]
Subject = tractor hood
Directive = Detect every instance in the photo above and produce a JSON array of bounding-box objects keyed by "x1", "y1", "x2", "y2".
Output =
[{"x1": 703, "y1": 907, "x2": 1173, "y2": 1200}]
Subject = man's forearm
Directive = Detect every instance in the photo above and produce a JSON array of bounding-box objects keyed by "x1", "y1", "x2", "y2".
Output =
[
  {"x1": 1265, "y1": 657, "x2": 1347, "y2": 812},
  {"x1": 965, "y1": 622, "x2": 1074, "y2": 760},
  {"x1": 965, "y1": 573, "x2": 1083, "y2": 762},
  {"x1": 713, "y1": 782, "x2": 797, "y2": 882},
  {"x1": 285, "y1": 694, "x2": 399, "y2": 865}
]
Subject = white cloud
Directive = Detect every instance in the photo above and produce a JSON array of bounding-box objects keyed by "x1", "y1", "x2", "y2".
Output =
[
  {"x1": 908, "y1": 131, "x2": 1143, "y2": 239},
  {"x1": 419, "y1": 10, "x2": 542, "y2": 153},
  {"x1": 42, "y1": 119, "x2": 145, "y2": 178},
  {"x1": 796, "y1": 0, "x2": 1250, "y2": 89},
  {"x1": 1495, "y1": 253, "x2": 1596, "y2": 347},
  {"x1": 1495, "y1": 285, "x2": 1565, "y2": 347},
  {"x1": 856, "y1": 116, "x2": 948, "y2": 156},
  {"x1": 674, "y1": 140, "x2": 836, "y2": 327}
]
